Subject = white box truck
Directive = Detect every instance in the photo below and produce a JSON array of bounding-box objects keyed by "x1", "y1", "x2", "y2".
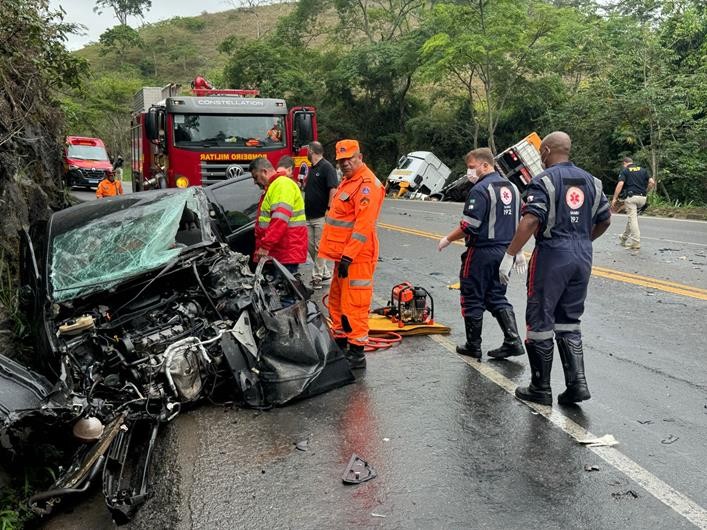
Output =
[{"x1": 385, "y1": 151, "x2": 451, "y2": 199}]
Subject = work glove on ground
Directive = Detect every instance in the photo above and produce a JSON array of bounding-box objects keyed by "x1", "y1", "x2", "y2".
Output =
[
  {"x1": 338, "y1": 256, "x2": 352, "y2": 278},
  {"x1": 437, "y1": 236, "x2": 450, "y2": 252},
  {"x1": 513, "y1": 252, "x2": 527, "y2": 275},
  {"x1": 499, "y1": 252, "x2": 514, "y2": 285}
]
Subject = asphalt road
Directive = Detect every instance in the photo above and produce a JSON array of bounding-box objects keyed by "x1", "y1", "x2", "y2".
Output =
[{"x1": 44, "y1": 195, "x2": 706, "y2": 529}]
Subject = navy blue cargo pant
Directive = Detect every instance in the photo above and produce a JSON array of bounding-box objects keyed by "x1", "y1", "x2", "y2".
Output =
[
  {"x1": 460, "y1": 245, "x2": 512, "y2": 318},
  {"x1": 525, "y1": 244, "x2": 592, "y2": 348}
]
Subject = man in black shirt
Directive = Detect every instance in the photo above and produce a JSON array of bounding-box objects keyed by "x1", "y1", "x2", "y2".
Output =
[
  {"x1": 305, "y1": 141, "x2": 339, "y2": 289},
  {"x1": 611, "y1": 157, "x2": 655, "y2": 250}
]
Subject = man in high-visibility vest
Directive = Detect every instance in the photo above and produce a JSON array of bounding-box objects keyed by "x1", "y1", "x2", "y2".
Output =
[
  {"x1": 249, "y1": 157, "x2": 308, "y2": 273},
  {"x1": 318, "y1": 139, "x2": 385, "y2": 370}
]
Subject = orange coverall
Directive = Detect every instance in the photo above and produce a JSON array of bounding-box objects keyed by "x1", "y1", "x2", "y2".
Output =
[
  {"x1": 96, "y1": 178, "x2": 123, "y2": 198},
  {"x1": 318, "y1": 163, "x2": 385, "y2": 347}
]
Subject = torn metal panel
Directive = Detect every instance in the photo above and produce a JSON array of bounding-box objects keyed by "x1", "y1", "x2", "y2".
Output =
[{"x1": 0, "y1": 353, "x2": 53, "y2": 423}]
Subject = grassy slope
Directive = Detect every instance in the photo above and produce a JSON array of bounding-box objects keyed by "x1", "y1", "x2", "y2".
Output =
[{"x1": 76, "y1": 3, "x2": 295, "y2": 85}]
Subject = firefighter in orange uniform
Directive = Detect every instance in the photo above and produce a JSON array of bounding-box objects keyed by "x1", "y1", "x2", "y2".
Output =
[
  {"x1": 96, "y1": 172, "x2": 124, "y2": 198},
  {"x1": 318, "y1": 139, "x2": 385, "y2": 370}
]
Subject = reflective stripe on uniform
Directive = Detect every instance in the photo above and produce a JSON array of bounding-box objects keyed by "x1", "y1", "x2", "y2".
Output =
[
  {"x1": 591, "y1": 177, "x2": 603, "y2": 219},
  {"x1": 352, "y1": 232, "x2": 367, "y2": 243},
  {"x1": 541, "y1": 175, "x2": 556, "y2": 238},
  {"x1": 325, "y1": 215, "x2": 355, "y2": 228},
  {"x1": 350, "y1": 279, "x2": 371, "y2": 287},
  {"x1": 462, "y1": 215, "x2": 481, "y2": 228},
  {"x1": 554, "y1": 323, "x2": 581, "y2": 332},
  {"x1": 271, "y1": 211, "x2": 291, "y2": 222},
  {"x1": 289, "y1": 220, "x2": 307, "y2": 227},
  {"x1": 512, "y1": 183, "x2": 520, "y2": 228},
  {"x1": 271, "y1": 202, "x2": 293, "y2": 214},
  {"x1": 530, "y1": 202, "x2": 548, "y2": 211},
  {"x1": 339, "y1": 192, "x2": 350, "y2": 200},
  {"x1": 258, "y1": 220, "x2": 269, "y2": 228},
  {"x1": 487, "y1": 183, "x2": 497, "y2": 239},
  {"x1": 527, "y1": 329, "x2": 554, "y2": 341}
]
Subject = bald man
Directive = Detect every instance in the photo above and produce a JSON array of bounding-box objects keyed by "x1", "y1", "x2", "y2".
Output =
[{"x1": 499, "y1": 131, "x2": 611, "y2": 406}]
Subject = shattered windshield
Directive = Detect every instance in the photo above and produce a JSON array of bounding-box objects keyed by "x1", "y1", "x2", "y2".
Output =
[{"x1": 49, "y1": 189, "x2": 212, "y2": 302}]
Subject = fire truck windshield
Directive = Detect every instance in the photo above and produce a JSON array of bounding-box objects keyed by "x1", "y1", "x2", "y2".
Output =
[
  {"x1": 67, "y1": 145, "x2": 109, "y2": 161},
  {"x1": 173, "y1": 113, "x2": 286, "y2": 149}
]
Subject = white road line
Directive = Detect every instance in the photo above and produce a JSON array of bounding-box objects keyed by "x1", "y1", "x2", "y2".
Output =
[
  {"x1": 426, "y1": 333, "x2": 707, "y2": 529},
  {"x1": 639, "y1": 236, "x2": 707, "y2": 248}
]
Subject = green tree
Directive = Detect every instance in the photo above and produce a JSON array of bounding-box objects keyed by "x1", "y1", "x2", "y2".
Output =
[
  {"x1": 94, "y1": 0, "x2": 152, "y2": 26},
  {"x1": 420, "y1": 0, "x2": 566, "y2": 152},
  {"x1": 99, "y1": 24, "x2": 143, "y2": 55},
  {"x1": 62, "y1": 73, "x2": 143, "y2": 161}
]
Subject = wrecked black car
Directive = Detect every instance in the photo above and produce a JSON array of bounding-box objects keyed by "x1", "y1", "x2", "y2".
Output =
[{"x1": 2, "y1": 180, "x2": 353, "y2": 523}]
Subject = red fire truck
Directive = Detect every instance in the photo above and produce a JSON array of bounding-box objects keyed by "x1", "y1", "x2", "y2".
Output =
[{"x1": 131, "y1": 84, "x2": 317, "y2": 190}]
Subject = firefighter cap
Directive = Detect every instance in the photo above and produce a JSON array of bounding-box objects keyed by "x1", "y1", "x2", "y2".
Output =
[{"x1": 335, "y1": 139, "x2": 360, "y2": 160}]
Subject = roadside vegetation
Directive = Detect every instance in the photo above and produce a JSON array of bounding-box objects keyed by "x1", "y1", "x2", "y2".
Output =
[{"x1": 65, "y1": 0, "x2": 707, "y2": 206}]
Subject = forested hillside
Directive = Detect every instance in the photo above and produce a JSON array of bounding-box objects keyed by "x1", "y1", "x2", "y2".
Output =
[{"x1": 65, "y1": 0, "x2": 707, "y2": 204}]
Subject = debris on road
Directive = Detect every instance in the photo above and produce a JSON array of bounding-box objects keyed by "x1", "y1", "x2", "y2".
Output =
[
  {"x1": 578, "y1": 434, "x2": 619, "y2": 447},
  {"x1": 661, "y1": 435, "x2": 679, "y2": 445},
  {"x1": 295, "y1": 440, "x2": 309, "y2": 452},
  {"x1": 342, "y1": 454, "x2": 377, "y2": 485},
  {"x1": 371, "y1": 513, "x2": 387, "y2": 518},
  {"x1": 584, "y1": 464, "x2": 600, "y2": 472},
  {"x1": 611, "y1": 490, "x2": 639, "y2": 500}
]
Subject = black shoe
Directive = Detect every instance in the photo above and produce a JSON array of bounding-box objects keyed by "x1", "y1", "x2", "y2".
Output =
[
  {"x1": 556, "y1": 335, "x2": 591, "y2": 404},
  {"x1": 515, "y1": 385, "x2": 552, "y2": 405},
  {"x1": 335, "y1": 337, "x2": 348, "y2": 350},
  {"x1": 487, "y1": 308, "x2": 525, "y2": 359},
  {"x1": 456, "y1": 316, "x2": 482, "y2": 360},
  {"x1": 345, "y1": 344, "x2": 366, "y2": 370},
  {"x1": 515, "y1": 341, "x2": 553, "y2": 405}
]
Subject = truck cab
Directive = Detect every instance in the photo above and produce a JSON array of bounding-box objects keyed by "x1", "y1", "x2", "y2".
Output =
[
  {"x1": 131, "y1": 84, "x2": 317, "y2": 191},
  {"x1": 386, "y1": 151, "x2": 451, "y2": 199}
]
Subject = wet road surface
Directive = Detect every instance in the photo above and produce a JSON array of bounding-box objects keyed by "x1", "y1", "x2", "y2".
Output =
[{"x1": 44, "y1": 197, "x2": 706, "y2": 529}]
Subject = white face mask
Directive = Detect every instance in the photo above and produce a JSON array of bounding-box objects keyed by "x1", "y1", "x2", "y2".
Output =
[{"x1": 466, "y1": 168, "x2": 479, "y2": 183}]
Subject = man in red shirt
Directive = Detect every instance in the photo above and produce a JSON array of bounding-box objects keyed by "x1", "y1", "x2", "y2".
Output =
[{"x1": 249, "y1": 157, "x2": 308, "y2": 274}]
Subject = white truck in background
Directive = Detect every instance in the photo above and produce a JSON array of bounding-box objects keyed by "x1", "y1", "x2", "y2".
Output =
[{"x1": 385, "y1": 151, "x2": 451, "y2": 199}]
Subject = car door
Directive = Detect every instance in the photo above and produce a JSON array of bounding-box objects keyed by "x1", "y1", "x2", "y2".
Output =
[{"x1": 204, "y1": 175, "x2": 262, "y2": 257}]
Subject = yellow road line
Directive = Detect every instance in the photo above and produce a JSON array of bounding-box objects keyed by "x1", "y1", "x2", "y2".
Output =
[{"x1": 378, "y1": 222, "x2": 707, "y2": 301}]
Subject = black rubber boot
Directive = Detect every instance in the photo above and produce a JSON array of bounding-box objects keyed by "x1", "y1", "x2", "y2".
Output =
[
  {"x1": 456, "y1": 317, "x2": 483, "y2": 360},
  {"x1": 487, "y1": 308, "x2": 525, "y2": 359},
  {"x1": 515, "y1": 341, "x2": 553, "y2": 405},
  {"x1": 345, "y1": 343, "x2": 366, "y2": 370},
  {"x1": 556, "y1": 335, "x2": 591, "y2": 404}
]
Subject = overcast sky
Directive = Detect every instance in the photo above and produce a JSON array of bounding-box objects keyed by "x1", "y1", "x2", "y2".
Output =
[{"x1": 50, "y1": 0, "x2": 238, "y2": 50}]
